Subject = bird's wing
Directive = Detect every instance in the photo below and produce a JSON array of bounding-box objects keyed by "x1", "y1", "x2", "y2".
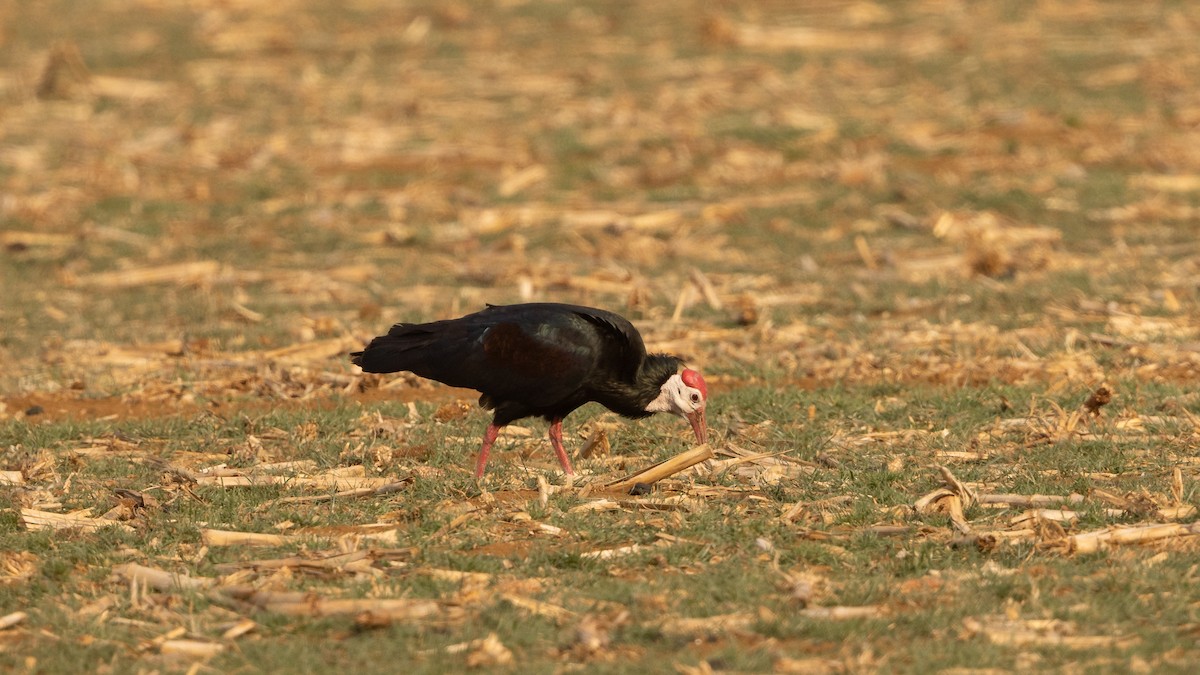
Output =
[
  {"x1": 563, "y1": 305, "x2": 648, "y2": 379},
  {"x1": 353, "y1": 303, "x2": 647, "y2": 410},
  {"x1": 469, "y1": 304, "x2": 648, "y2": 406}
]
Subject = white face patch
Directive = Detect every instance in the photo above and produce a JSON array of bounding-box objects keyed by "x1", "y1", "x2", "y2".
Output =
[{"x1": 646, "y1": 373, "x2": 706, "y2": 416}]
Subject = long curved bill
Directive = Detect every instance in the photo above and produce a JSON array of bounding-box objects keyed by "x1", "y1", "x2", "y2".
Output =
[{"x1": 686, "y1": 408, "x2": 708, "y2": 445}]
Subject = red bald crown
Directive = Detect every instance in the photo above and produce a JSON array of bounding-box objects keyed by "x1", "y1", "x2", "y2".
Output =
[{"x1": 681, "y1": 368, "x2": 707, "y2": 398}]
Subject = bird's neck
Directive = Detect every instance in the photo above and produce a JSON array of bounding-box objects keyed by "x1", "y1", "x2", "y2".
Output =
[{"x1": 594, "y1": 354, "x2": 680, "y2": 418}]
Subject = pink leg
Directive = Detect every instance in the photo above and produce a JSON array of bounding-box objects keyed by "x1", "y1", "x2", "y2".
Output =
[
  {"x1": 474, "y1": 423, "x2": 502, "y2": 478},
  {"x1": 548, "y1": 418, "x2": 575, "y2": 475}
]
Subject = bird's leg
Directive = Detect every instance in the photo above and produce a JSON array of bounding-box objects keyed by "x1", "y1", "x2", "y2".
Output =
[
  {"x1": 474, "y1": 423, "x2": 502, "y2": 479},
  {"x1": 547, "y1": 418, "x2": 575, "y2": 476}
]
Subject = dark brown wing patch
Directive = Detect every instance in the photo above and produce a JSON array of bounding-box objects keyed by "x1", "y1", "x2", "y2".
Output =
[{"x1": 482, "y1": 322, "x2": 578, "y2": 378}]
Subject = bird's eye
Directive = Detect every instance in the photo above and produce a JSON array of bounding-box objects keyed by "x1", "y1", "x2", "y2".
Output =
[{"x1": 690, "y1": 393, "x2": 700, "y2": 403}]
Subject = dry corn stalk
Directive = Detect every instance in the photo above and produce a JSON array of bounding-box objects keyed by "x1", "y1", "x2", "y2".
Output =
[
  {"x1": 0, "y1": 612, "x2": 28, "y2": 631},
  {"x1": 1065, "y1": 522, "x2": 1200, "y2": 554},
  {"x1": 606, "y1": 444, "x2": 714, "y2": 490},
  {"x1": 159, "y1": 639, "x2": 225, "y2": 658},
  {"x1": 964, "y1": 615, "x2": 1138, "y2": 649},
  {"x1": 20, "y1": 508, "x2": 135, "y2": 533},
  {"x1": 658, "y1": 612, "x2": 757, "y2": 637},
  {"x1": 500, "y1": 593, "x2": 576, "y2": 623},
  {"x1": 977, "y1": 493, "x2": 1084, "y2": 507},
  {"x1": 71, "y1": 260, "x2": 220, "y2": 289},
  {"x1": 201, "y1": 529, "x2": 297, "y2": 547}
]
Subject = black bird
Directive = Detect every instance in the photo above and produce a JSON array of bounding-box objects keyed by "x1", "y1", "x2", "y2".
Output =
[{"x1": 351, "y1": 303, "x2": 708, "y2": 477}]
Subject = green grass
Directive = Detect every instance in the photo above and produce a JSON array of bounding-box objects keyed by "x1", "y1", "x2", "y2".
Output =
[{"x1": 5, "y1": 376, "x2": 1200, "y2": 672}]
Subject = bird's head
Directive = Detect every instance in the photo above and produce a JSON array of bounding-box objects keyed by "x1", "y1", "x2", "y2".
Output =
[{"x1": 646, "y1": 368, "x2": 708, "y2": 445}]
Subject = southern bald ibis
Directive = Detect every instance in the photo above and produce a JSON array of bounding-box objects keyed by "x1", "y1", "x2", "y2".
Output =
[{"x1": 351, "y1": 303, "x2": 708, "y2": 477}]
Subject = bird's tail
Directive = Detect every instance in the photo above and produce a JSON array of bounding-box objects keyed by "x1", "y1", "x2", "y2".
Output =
[{"x1": 350, "y1": 325, "x2": 442, "y2": 374}]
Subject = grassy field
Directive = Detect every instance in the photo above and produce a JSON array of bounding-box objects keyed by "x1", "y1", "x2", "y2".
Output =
[{"x1": 4, "y1": 0, "x2": 1200, "y2": 672}]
